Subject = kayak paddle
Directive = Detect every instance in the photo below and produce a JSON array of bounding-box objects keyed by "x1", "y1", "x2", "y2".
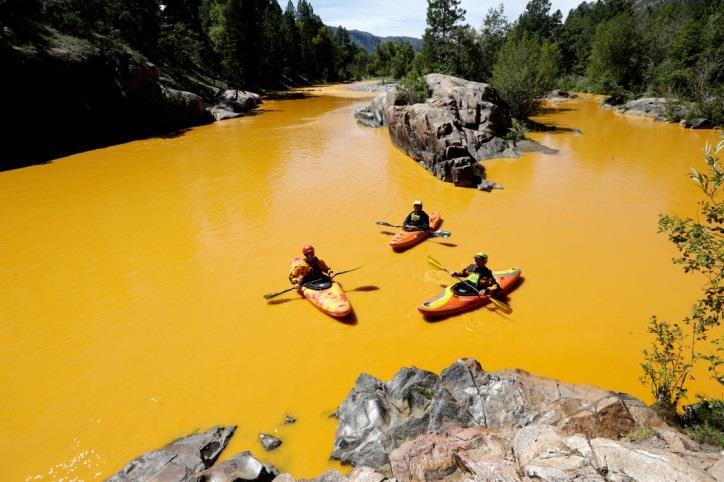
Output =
[
  {"x1": 426, "y1": 255, "x2": 512, "y2": 313},
  {"x1": 263, "y1": 266, "x2": 363, "y2": 300},
  {"x1": 375, "y1": 221, "x2": 451, "y2": 238}
]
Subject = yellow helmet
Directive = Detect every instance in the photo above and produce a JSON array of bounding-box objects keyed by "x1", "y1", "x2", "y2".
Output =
[{"x1": 474, "y1": 252, "x2": 488, "y2": 261}]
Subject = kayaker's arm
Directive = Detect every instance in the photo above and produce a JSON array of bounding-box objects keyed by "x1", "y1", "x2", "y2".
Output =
[
  {"x1": 318, "y1": 259, "x2": 334, "y2": 278},
  {"x1": 421, "y1": 211, "x2": 431, "y2": 231},
  {"x1": 452, "y1": 266, "x2": 470, "y2": 278}
]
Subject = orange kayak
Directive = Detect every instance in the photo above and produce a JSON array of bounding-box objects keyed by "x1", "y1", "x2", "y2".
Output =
[
  {"x1": 418, "y1": 268, "x2": 521, "y2": 318},
  {"x1": 389, "y1": 212, "x2": 442, "y2": 251},
  {"x1": 300, "y1": 279, "x2": 352, "y2": 318}
]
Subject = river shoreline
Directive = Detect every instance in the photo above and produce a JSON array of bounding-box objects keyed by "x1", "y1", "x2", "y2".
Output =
[{"x1": 108, "y1": 359, "x2": 723, "y2": 481}]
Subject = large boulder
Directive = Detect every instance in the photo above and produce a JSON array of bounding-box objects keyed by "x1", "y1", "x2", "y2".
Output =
[
  {"x1": 210, "y1": 90, "x2": 262, "y2": 121},
  {"x1": 196, "y1": 451, "x2": 279, "y2": 482},
  {"x1": 384, "y1": 425, "x2": 721, "y2": 481},
  {"x1": 106, "y1": 426, "x2": 236, "y2": 482},
  {"x1": 355, "y1": 74, "x2": 516, "y2": 190},
  {"x1": 331, "y1": 359, "x2": 662, "y2": 471}
]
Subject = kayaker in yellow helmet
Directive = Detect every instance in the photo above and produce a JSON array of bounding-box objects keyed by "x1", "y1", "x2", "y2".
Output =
[
  {"x1": 403, "y1": 200, "x2": 430, "y2": 232},
  {"x1": 289, "y1": 245, "x2": 335, "y2": 288},
  {"x1": 452, "y1": 252, "x2": 501, "y2": 293}
]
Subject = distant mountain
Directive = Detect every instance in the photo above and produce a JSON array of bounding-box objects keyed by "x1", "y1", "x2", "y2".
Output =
[{"x1": 331, "y1": 28, "x2": 423, "y2": 52}]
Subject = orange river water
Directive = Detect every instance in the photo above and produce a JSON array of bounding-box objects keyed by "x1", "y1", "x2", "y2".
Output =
[{"x1": 0, "y1": 83, "x2": 721, "y2": 481}]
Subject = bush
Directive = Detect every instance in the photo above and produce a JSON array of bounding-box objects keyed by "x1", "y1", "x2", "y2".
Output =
[
  {"x1": 557, "y1": 74, "x2": 590, "y2": 93},
  {"x1": 682, "y1": 399, "x2": 724, "y2": 447},
  {"x1": 506, "y1": 118, "x2": 529, "y2": 147},
  {"x1": 491, "y1": 31, "x2": 559, "y2": 119},
  {"x1": 641, "y1": 138, "x2": 723, "y2": 411},
  {"x1": 396, "y1": 71, "x2": 429, "y2": 105}
]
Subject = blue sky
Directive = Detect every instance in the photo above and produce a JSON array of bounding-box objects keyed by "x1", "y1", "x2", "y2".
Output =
[{"x1": 278, "y1": 1, "x2": 583, "y2": 37}]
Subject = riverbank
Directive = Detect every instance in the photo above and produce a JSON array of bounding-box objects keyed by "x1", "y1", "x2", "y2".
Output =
[{"x1": 108, "y1": 359, "x2": 724, "y2": 481}]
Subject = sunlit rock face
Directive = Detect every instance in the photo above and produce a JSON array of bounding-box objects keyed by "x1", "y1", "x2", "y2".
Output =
[
  {"x1": 355, "y1": 74, "x2": 515, "y2": 190},
  {"x1": 329, "y1": 358, "x2": 722, "y2": 482}
]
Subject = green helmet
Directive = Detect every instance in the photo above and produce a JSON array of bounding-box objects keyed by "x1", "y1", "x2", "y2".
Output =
[{"x1": 474, "y1": 252, "x2": 488, "y2": 261}]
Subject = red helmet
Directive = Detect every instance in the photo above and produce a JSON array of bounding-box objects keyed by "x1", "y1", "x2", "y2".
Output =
[{"x1": 302, "y1": 245, "x2": 315, "y2": 255}]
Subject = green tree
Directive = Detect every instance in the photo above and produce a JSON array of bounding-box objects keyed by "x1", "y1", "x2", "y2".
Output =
[
  {"x1": 280, "y1": 0, "x2": 302, "y2": 82},
  {"x1": 478, "y1": 4, "x2": 509, "y2": 82},
  {"x1": 515, "y1": 0, "x2": 562, "y2": 41},
  {"x1": 641, "y1": 138, "x2": 724, "y2": 410},
  {"x1": 390, "y1": 42, "x2": 416, "y2": 79},
  {"x1": 587, "y1": 13, "x2": 647, "y2": 95},
  {"x1": 421, "y1": 0, "x2": 466, "y2": 74},
  {"x1": 491, "y1": 31, "x2": 559, "y2": 119}
]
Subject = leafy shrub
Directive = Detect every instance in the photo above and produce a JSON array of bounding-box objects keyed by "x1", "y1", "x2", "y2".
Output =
[
  {"x1": 682, "y1": 399, "x2": 724, "y2": 447},
  {"x1": 641, "y1": 138, "x2": 723, "y2": 411},
  {"x1": 506, "y1": 118, "x2": 529, "y2": 147},
  {"x1": 396, "y1": 71, "x2": 429, "y2": 105},
  {"x1": 491, "y1": 31, "x2": 559, "y2": 119}
]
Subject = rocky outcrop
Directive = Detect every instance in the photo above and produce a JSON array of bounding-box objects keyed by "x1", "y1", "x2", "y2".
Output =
[
  {"x1": 681, "y1": 118, "x2": 715, "y2": 129},
  {"x1": 545, "y1": 89, "x2": 578, "y2": 101},
  {"x1": 330, "y1": 358, "x2": 723, "y2": 480},
  {"x1": 0, "y1": 24, "x2": 261, "y2": 170},
  {"x1": 602, "y1": 97, "x2": 671, "y2": 120},
  {"x1": 355, "y1": 74, "x2": 516, "y2": 190},
  {"x1": 383, "y1": 424, "x2": 721, "y2": 482},
  {"x1": 600, "y1": 97, "x2": 719, "y2": 128},
  {"x1": 109, "y1": 359, "x2": 722, "y2": 482},
  {"x1": 106, "y1": 426, "x2": 236, "y2": 481},
  {"x1": 210, "y1": 90, "x2": 263, "y2": 121},
  {"x1": 197, "y1": 451, "x2": 279, "y2": 482}
]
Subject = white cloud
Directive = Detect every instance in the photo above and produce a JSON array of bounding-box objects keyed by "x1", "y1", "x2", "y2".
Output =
[{"x1": 279, "y1": 0, "x2": 585, "y2": 37}]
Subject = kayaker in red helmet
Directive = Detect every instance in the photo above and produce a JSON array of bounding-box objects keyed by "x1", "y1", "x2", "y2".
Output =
[
  {"x1": 288, "y1": 245, "x2": 335, "y2": 288},
  {"x1": 403, "y1": 200, "x2": 430, "y2": 232},
  {"x1": 452, "y1": 252, "x2": 501, "y2": 294}
]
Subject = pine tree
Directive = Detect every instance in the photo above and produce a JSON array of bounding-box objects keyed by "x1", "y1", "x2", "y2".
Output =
[
  {"x1": 421, "y1": 0, "x2": 466, "y2": 74},
  {"x1": 516, "y1": 0, "x2": 562, "y2": 40}
]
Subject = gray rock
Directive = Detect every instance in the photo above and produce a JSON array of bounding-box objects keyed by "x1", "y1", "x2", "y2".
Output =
[
  {"x1": 347, "y1": 467, "x2": 388, "y2": 482},
  {"x1": 284, "y1": 415, "x2": 297, "y2": 424},
  {"x1": 356, "y1": 74, "x2": 514, "y2": 189},
  {"x1": 210, "y1": 90, "x2": 261, "y2": 121},
  {"x1": 545, "y1": 89, "x2": 578, "y2": 101},
  {"x1": 331, "y1": 359, "x2": 658, "y2": 470},
  {"x1": 683, "y1": 118, "x2": 714, "y2": 129},
  {"x1": 272, "y1": 475, "x2": 297, "y2": 482},
  {"x1": 383, "y1": 423, "x2": 719, "y2": 482},
  {"x1": 106, "y1": 426, "x2": 235, "y2": 482},
  {"x1": 298, "y1": 470, "x2": 348, "y2": 482},
  {"x1": 196, "y1": 451, "x2": 279, "y2": 482},
  {"x1": 259, "y1": 433, "x2": 282, "y2": 451},
  {"x1": 607, "y1": 97, "x2": 695, "y2": 123}
]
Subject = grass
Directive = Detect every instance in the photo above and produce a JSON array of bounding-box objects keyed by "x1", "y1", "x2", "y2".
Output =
[{"x1": 627, "y1": 425, "x2": 656, "y2": 443}]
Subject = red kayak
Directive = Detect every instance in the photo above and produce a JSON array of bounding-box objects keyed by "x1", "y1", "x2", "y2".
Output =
[
  {"x1": 389, "y1": 212, "x2": 442, "y2": 251},
  {"x1": 418, "y1": 268, "x2": 522, "y2": 318}
]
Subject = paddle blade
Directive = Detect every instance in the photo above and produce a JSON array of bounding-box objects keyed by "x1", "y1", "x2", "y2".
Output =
[
  {"x1": 426, "y1": 255, "x2": 446, "y2": 271},
  {"x1": 488, "y1": 296, "x2": 512, "y2": 314},
  {"x1": 263, "y1": 287, "x2": 294, "y2": 300},
  {"x1": 430, "y1": 230, "x2": 451, "y2": 238},
  {"x1": 375, "y1": 221, "x2": 395, "y2": 227}
]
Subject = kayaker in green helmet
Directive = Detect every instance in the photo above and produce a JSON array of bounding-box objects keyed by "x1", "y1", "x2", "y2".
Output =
[
  {"x1": 403, "y1": 200, "x2": 430, "y2": 232},
  {"x1": 452, "y1": 252, "x2": 501, "y2": 293}
]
